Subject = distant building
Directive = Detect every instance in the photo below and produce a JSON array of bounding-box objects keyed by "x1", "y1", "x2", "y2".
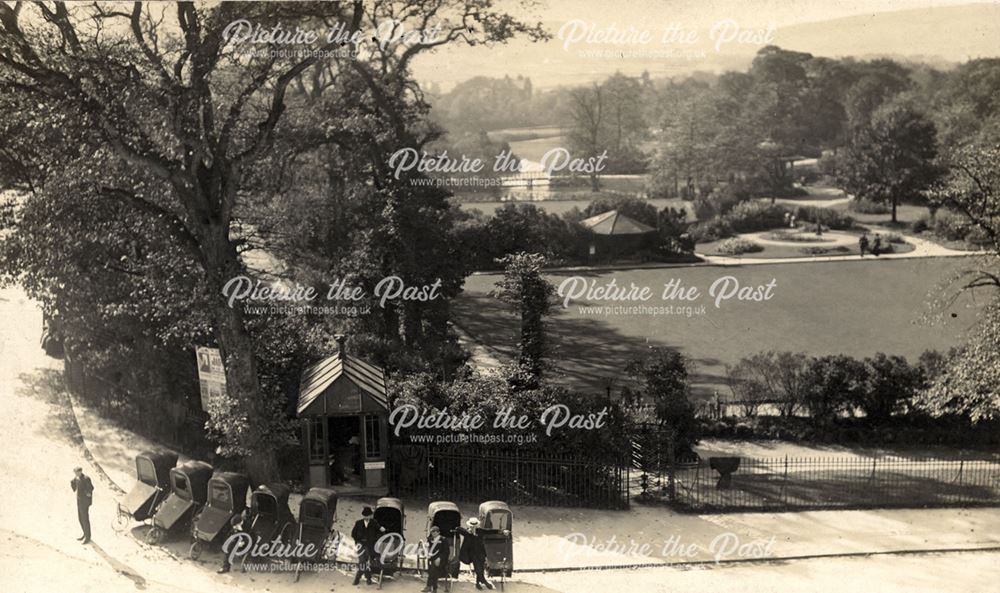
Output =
[{"x1": 579, "y1": 209, "x2": 657, "y2": 259}]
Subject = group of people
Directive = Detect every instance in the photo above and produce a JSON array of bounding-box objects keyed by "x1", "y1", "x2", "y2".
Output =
[
  {"x1": 72, "y1": 465, "x2": 495, "y2": 590},
  {"x1": 859, "y1": 233, "x2": 883, "y2": 257},
  {"x1": 352, "y1": 506, "x2": 494, "y2": 592}
]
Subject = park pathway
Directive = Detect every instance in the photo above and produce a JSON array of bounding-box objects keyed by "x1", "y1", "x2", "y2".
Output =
[{"x1": 697, "y1": 232, "x2": 983, "y2": 266}]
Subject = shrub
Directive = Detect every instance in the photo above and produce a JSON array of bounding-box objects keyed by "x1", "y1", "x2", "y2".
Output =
[
  {"x1": 966, "y1": 225, "x2": 992, "y2": 246},
  {"x1": 689, "y1": 218, "x2": 732, "y2": 243},
  {"x1": 802, "y1": 355, "x2": 868, "y2": 423},
  {"x1": 717, "y1": 237, "x2": 763, "y2": 255},
  {"x1": 722, "y1": 201, "x2": 787, "y2": 233},
  {"x1": 883, "y1": 232, "x2": 905, "y2": 244},
  {"x1": 932, "y1": 210, "x2": 972, "y2": 240},
  {"x1": 800, "y1": 246, "x2": 850, "y2": 255},
  {"x1": 848, "y1": 198, "x2": 890, "y2": 214},
  {"x1": 691, "y1": 186, "x2": 748, "y2": 220},
  {"x1": 911, "y1": 216, "x2": 930, "y2": 233},
  {"x1": 857, "y1": 353, "x2": 923, "y2": 423},
  {"x1": 794, "y1": 206, "x2": 854, "y2": 230}
]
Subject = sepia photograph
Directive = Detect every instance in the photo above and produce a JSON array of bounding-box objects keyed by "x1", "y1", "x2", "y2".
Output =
[{"x1": 0, "y1": 1, "x2": 998, "y2": 592}]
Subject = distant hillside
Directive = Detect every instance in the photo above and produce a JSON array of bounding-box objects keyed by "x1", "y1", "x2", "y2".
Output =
[
  {"x1": 414, "y1": 2, "x2": 1000, "y2": 90},
  {"x1": 772, "y1": 3, "x2": 1000, "y2": 62}
]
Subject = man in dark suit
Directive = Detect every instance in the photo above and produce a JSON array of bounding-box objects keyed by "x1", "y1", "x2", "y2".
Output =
[
  {"x1": 457, "y1": 518, "x2": 493, "y2": 590},
  {"x1": 351, "y1": 506, "x2": 385, "y2": 586},
  {"x1": 71, "y1": 466, "x2": 94, "y2": 543},
  {"x1": 421, "y1": 526, "x2": 450, "y2": 593}
]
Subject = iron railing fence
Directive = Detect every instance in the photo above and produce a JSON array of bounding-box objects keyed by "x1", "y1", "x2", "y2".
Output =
[
  {"x1": 633, "y1": 452, "x2": 1000, "y2": 511},
  {"x1": 391, "y1": 445, "x2": 630, "y2": 509}
]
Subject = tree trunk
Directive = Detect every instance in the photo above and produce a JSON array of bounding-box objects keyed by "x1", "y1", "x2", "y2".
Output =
[
  {"x1": 589, "y1": 172, "x2": 599, "y2": 192},
  {"x1": 891, "y1": 198, "x2": 898, "y2": 223},
  {"x1": 203, "y1": 222, "x2": 279, "y2": 484}
]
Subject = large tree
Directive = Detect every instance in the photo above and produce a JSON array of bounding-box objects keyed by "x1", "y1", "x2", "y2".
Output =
[
  {"x1": 0, "y1": 0, "x2": 545, "y2": 481},
  {"x1": 918, "y1": 142, "x2": 1000, "y2": 421},
  {"x1": 841, "y1": 102, "x2": 942, "y2": 222}
]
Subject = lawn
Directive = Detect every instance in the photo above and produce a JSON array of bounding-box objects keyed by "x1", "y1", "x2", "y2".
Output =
[
  {"x1": 828, "y1": 200, "x2": 931, "y2": 226},
  {"x1": 453, "y1": 257, "x2": 987, "y2": 399}
]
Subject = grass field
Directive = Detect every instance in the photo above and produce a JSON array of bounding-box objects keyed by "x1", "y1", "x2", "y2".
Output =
[
  {"x1": 453, "y1": 257, "x2": 988, "y2": 398},
  {"x1": 828, "y1": 201, "x2": 930, "y2": 226}
]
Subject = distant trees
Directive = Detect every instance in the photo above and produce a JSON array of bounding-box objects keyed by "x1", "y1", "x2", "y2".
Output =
[
  {"x1": 429, "y1": 75, "x2": 559, "y2": 133},
  {"x1": 567, "y1": 83, "x2": 606, "y2": 192},
  {"x1": 840, "y1": 103, "x2": 942, "y2": 222},
  {"x1": 566, "y1": 73, "x2": 651, "y2": 190}
]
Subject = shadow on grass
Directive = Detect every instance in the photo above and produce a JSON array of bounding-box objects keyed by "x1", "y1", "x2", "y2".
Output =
[
  {"x1": 453, "y1": 293, "x2": 727, "y2": 399},
  {"x1": 671, "y1": 462, "x2": 1000, "y2": 510},
  {"x1": 15, "y1": 368, "x2": 83, "y2": 447}
]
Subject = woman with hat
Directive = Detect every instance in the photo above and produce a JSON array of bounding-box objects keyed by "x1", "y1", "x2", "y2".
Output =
[{"x1": 456, "y1": 517, "x2": 492, "y2": 590}]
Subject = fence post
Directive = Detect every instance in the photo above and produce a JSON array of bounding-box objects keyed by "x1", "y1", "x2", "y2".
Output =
[
  {"x1": 668, "y1": 440, "x2": 677, "y2": 502},
  {"x1": 782, "y1": 455, "x2": 789, "y2": 505},
  {"x1": 625, "y1": 455, "x2": 631, "y2": 507},
  {"x1": 956, "y1": 459, "x2": 964, "y2": 504}
]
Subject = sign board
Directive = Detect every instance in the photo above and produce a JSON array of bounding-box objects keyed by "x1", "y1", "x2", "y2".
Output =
[
  {"x1": 196, "y1": 346, "x2": 227, "y2": 411},
  {"x1": 364, "y1": 461, "x2": 386, "y2": 470}
]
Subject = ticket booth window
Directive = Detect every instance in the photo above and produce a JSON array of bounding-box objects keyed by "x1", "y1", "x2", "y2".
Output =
[{"x1": 364, "y1": 414, "x2": 382, "y2": 458}]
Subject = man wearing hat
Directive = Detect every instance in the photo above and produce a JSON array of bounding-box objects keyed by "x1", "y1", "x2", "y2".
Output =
[
  {"x1": 351, "y1": 506, "x2": 385, "y2": 586},
  {"x1": 456, "y1": 517, "x2": 492, "y2": 590},
  {"x1": 421, "y1": 525, "x2": 450, "y2": 593},
  {"x1": 70, "y1": 466, "x2": 94, "y2": 544}
]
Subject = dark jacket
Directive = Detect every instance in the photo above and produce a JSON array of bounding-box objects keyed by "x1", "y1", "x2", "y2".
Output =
[
  {"x1": 456, "y1": 526, "x2": 487, "y2": 564},
  {"x1": 351, "y1": 518, "x2": 383, "y2": 551},
  {"x1": 427, "y1": 534, "x2": 450, "y2": 569},
  {"x1": 71, "y1": 474, "x2": 94, "y2": 507}
]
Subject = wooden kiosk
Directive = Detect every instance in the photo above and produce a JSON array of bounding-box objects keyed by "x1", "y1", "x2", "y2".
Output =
[{"x1": 298, "y1": 337, "x2": 389, "y2": 493}]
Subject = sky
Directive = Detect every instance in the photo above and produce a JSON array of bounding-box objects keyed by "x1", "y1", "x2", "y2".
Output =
[{"x1": 409, "y1": 0, "x2": 1000, "y2": 89}]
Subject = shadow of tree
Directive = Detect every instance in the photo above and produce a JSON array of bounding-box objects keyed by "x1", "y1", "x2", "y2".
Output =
[
  {"x1": 453, "y1": 294, "x2": 727, "y2": 400},
  {"x1": 15, "y1": 368, "x2": 83, "y2": 447}
]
